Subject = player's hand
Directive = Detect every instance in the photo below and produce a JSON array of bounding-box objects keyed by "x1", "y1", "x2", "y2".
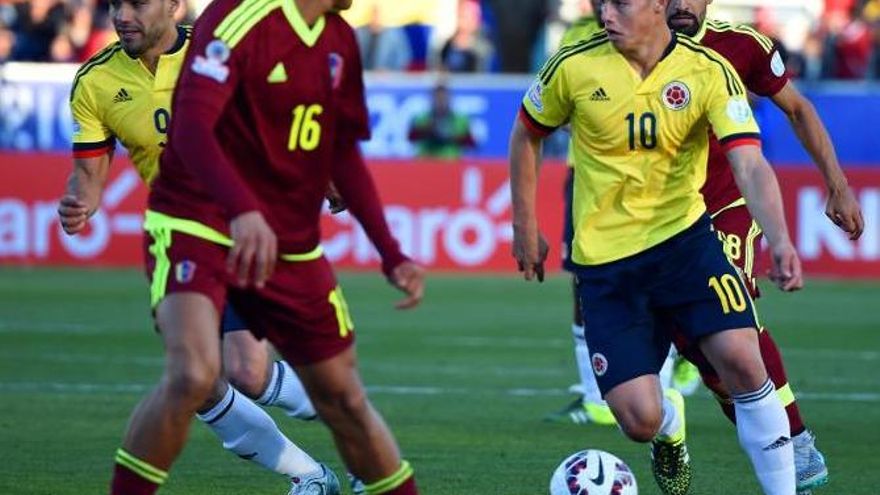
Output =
[
  {"x1": 826, "y1": 185, "x2": 864, "y2": 240},
  {"x1": 389, "y1": 260, "x2": 425, "y2": 310},
  {"x1": 57, "y1": 195, "x2": 90, "y2": 235},
  {"x1": 767, "y1": 241, "x2": 803, "y2": 292},
  {"x1": 228, "y1": 211, "x2": 277, "y2": 289},
  {"x1": 326, "y1": 182, "x2": 347, "y2": 214},
  {"x1": 512, "y1": 225, "x2": 549, "y2": 282}
]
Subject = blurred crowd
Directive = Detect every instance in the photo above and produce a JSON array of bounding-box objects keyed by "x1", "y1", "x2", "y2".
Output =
[{"x1": 2, "y1": 0, "x2": 880, "y2": 79}]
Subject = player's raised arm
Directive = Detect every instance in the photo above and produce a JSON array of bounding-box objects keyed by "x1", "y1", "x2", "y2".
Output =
[{"x1": 771, "y1": 82, "x2": 863, "y2": 239}]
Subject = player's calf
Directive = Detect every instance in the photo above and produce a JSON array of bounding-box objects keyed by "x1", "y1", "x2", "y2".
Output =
[{"x1": 222, "y1": 325, "x2": 272, "y2": 397}]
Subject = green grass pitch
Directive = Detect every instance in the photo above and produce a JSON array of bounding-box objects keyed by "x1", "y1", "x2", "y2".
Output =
[{"x1": 1, "y1": 267, "x2": 878, "y2": 494}]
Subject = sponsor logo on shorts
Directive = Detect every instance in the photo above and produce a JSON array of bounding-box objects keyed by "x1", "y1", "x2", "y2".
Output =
[
  {"x1": 175, "y1": 260, "x2": 197, "y2": 284},
  {"x1": 591, "y1": 353, "x2": 608, "y2": 376},
  {"x1": 662, "y1": 81, "x2": 690, "y2": 111}
]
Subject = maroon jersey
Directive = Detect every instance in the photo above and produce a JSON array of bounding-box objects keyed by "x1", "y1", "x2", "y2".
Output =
[
  {"x1": 696, "y1": 20, "x2": 789, "y2": 214},
  {"x1": 150, "y1": 2, "x2": 370, "y2": 255}
]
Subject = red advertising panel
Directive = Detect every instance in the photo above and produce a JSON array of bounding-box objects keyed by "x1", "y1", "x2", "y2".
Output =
[
  {"x1": 0, "y1": 153, "x2": 147, "y2": 266},
  {"x1": 320, "y1": 160, "x2": 567, "y2": 272},
  {"x1": 1, "y1": 153, "x2": 878, "y2": 278}
]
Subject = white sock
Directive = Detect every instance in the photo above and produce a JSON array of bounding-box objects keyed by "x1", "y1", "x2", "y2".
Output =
[
  {"x1": 573, "y1": 324, "x2": 605, "y2": 405},
  {"x1": 198, "y1": 386, "x2": 321, "y2": 478},
  {"x1": 733, "y1": 379, "x2": 795, "y2": 495},
  {"x1": 659, "y1": 346, "x2": 676, "y2": 391},
  {"x1": 656, "y1": 393, "x2": 681, "y2": 440},
  {"x1": 257, "y1": 360, "x2": 317, "y2": 420}
]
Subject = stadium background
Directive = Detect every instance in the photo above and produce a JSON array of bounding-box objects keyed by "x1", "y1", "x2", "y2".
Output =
[{"x1": 1, "y1": 0, "x2": 879, "y2": 494}]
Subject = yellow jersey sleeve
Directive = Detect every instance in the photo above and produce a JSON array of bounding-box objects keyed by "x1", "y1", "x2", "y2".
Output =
[
  {"x1": 702, "y1": 52, "x2": 761, "y2": 151},
  {"x1": 70, "y1": 81, "x2": 115, "y2": 158},
  {"x1": 520, "y1": 52, "x2": 574, "y2": 136}
]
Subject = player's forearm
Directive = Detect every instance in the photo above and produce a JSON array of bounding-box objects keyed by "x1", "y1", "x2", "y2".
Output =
[
  {"x1": 788, "y1": 100, "x2": 848, "y2": 192},
  {"x1": 171, "y1": 99, "x2": 261, "y2": 220},
  {"x1": 68, "y1": 157, "x2": 109, "y2": 215},
  {"x1": 332, "y1": 141, "x2": 408, "y2": 276},
  {"x1": 732, "y1": 156, "x2": 791, "y2": 248},
  {"x1": 509, "y1": 121, "x2": 542, "y2": 233}
]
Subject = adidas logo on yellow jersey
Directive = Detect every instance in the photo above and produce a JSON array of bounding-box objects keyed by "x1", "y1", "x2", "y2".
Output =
[
  {"x1": 113, "y1": 88, "x2": 133, "y2": 103},
  {"x1": 589, "y1": 87, "x2": 610, "y2": 102}
]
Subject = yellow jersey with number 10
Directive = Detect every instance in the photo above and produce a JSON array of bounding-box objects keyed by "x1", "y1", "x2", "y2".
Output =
[
  {"x1": 520, "y1": 32, "x2": 760, "y2": 266},
  {"x1": 70, "y1": 26, "x2": 191, "y2": 184}
]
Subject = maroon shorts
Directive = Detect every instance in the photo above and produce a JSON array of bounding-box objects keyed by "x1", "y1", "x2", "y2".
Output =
[{"x1": 143, "y1": 229, "x2": 355, "y2": 365}]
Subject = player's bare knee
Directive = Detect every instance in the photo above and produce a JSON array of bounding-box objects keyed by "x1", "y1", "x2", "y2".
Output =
[
  {"x1": 616, "y1": 411, "x2": 661, "y2": 443},
  {"x1": 165, "y1": 362, "x2": 220, "y2": 407}
]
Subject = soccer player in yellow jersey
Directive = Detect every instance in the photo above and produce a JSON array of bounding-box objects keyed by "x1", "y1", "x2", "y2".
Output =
[
  {"x1": 56, "y1": 0, "x2": 343, "y2": 492},
  {"x1": 510, "y1": 0, "x2": 799, "y2": 494}
]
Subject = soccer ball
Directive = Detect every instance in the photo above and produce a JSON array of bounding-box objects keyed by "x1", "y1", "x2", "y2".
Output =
[{"x1": 549, "y1": 449, "x2": 638, "y2": 495}]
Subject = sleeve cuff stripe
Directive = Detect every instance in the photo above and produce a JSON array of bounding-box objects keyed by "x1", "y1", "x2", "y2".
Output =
[
  {"x1": 518, "y1": 105, "x2": 557, "y2": 137},
  {"x1": 73, "y1": 147, "x2": 112, "y2": 158},
  {"x1": 719, "y1": 133, "x2": 761, "y2": 145},
  {"x1": 73, "y1": 138, "x2": 115, "y2": 151},
  {"x1": 721, "y1": 137, "x2": 761, "y2": 153}
]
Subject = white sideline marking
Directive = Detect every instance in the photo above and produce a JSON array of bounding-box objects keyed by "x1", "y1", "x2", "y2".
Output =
[
  {"x1": 2, "y1": 352, "x2": 876, "y2": 385},
  {"x1": 1, "y1": 382, "x2": 877, "y2": 402},
  {"x1": 0, "y1": 351, "x2": 162, "y2": 366},
  {"x1": 0, "y1": 322, "x2": 136, "y2": 334},
  {"x1": 2, "y1": 323, "x2": 877, "y2": 363}
]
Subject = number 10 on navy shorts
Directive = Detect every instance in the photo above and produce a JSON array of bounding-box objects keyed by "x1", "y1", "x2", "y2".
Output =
[{"x1": 573, "y1": 215, "x2": 759, "y2": 395}]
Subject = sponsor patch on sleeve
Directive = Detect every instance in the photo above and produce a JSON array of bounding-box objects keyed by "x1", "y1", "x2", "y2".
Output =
[
  {"x1": 770, "y1": 50, "x2": 785, "y2": 78},
  {"x1": 726, "y1": 97, "x2": 753, "y2": 124},
  {"x1": 192, "y1": 39, "x2": 231, "y2": 83},
  {"x1": 527, "y1": 80, "x2": 544, "y2": 113}
]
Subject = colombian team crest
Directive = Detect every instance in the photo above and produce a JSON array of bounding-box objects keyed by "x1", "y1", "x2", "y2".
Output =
[
  {"x1": 662, "y1": 81, "x2": 691, "y2": 111},
  {"x1": 592, "y1": 353, "x2": 609, "y2": 376},
  {"x1": 328, "y1": 53, "x2": 344, "y2": 89}
]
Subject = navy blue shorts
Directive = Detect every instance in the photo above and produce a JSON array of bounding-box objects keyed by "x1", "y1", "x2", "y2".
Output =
[
  {"x1": 572, "y1": 215, "x2": 758, "y2": 395},
  {"x1": 221, "y1": 303, "x2": 248, "y2": 333},
  {"x1": 562, "y1": 167, "x2": 576, "y2": 272}
]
